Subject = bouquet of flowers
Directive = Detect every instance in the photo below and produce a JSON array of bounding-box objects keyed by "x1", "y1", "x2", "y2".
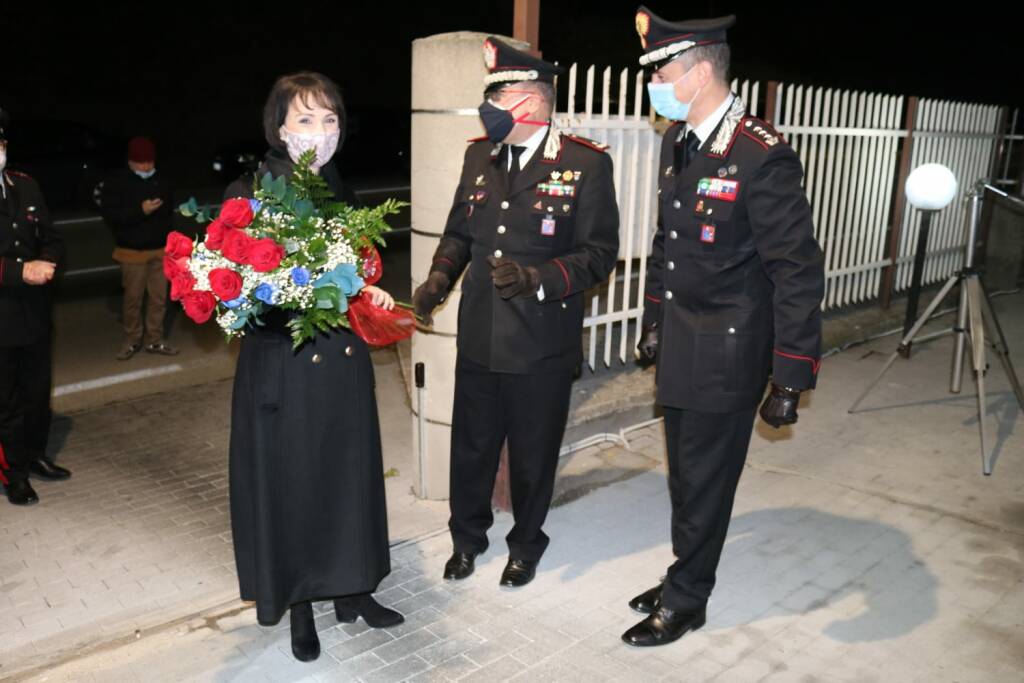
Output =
[{"x1": 164, "y1": 150, "x2": 415, "y2": 348}]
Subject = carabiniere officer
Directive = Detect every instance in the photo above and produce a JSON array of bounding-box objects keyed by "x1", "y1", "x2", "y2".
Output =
[
  {"x1": 623, "y1": 8, "x2": 825, "y2": 647},
  {"x1": 1, "y1": 106, "x2": 71, "y2": 506},
  {"x1": 413, "y1": 37, "x2": 620, "y2": 590}
]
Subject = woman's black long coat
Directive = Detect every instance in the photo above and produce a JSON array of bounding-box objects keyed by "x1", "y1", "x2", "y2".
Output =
[{"x1": 224, "y1": 151, "x2": 390, "y2": 625}]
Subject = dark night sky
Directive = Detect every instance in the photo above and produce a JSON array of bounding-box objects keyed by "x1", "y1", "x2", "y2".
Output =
[{"x1": 2, "y1": 1, "x2": 1019, "y2": 184}]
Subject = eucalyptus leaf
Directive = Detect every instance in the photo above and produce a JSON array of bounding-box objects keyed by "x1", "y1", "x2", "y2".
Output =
[
  {"x1": 294, "y1": 199, "x2": 314, "y2": 220},
  {"x1": 271, "y1": 176, "x2": 287, "y2": 198}
]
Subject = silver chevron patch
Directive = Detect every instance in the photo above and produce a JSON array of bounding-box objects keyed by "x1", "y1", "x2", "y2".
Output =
[
  {"x1": 543, "y1": 125, "x2": 563, "y2": 160},
  {"x1": 709, "y1": 95, "x2": 747, "y2": 156}
]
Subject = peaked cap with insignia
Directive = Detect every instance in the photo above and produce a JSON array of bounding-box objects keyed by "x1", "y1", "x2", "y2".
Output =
[
  {"x1": 482, "y1": 36, "x2": 564, "y2": 88},
  {"x1": 634, "y1": 6, "x2": 735, "y2": 68}
]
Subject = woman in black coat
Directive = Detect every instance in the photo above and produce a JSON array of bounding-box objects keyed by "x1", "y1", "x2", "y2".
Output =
[{"x1": 224, "y1": 72, "x2": 402, "y2": 663}]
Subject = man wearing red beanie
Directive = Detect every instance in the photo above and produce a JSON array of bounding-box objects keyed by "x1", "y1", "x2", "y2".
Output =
[{"x1": 98, "y1": 136, "x2": 178, "y2": 359}]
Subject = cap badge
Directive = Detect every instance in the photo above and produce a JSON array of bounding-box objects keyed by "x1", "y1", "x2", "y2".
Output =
[
  {"x1": 635, "y1": 12, "x2": 651, "y2": 49},
  {"x1": 483, "y1": 40, "x2": 497, "y2": 71}
]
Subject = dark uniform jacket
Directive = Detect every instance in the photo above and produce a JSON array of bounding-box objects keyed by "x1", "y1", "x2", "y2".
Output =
[
  {"x1": 430, "y1": 130, "x2": 620, "y2": 374},
  {"x1": 642, "y1": 96, "x2": 824, "y2": 412},
  {"x1": 0, "y1": 170, "x2": 64, "y2": 346},
  {"x1": 98, "y1": 168, "x2": 175, "y2": 250}
]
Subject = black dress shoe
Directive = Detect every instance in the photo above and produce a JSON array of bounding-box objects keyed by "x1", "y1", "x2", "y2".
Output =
[
  {"x1": 443, "y1": 552, "x2": 477, "y2": 580},
  {"x1": 621, "y1": 606, "x2": 706, "y2": 647},
  {"x1": 5, "y1": 479, "x2": 39, "y2": 506},
  {"x1": 30, "y1": 458, "x2": 71, "y2": 481},
  {"x1": 499, "y1": 558, "x2": 538, "y2": 588},
  {"x1": 334, "y1": 593, "x2": 404, "y2": 628},
  {"x1": 289, "y1": 601, "x2": 320, "y2": 662},
  {"x1": 629, "y1": 584, "x2": 663, "y2": 614}
]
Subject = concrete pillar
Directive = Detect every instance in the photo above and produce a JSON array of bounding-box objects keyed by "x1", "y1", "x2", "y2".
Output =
[{"x1": 409, "y1": 32, "x2": 528, "y2": 500}]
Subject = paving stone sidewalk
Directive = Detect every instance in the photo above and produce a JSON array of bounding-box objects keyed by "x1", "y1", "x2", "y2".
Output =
[{"x1": 4, "y1": 293, "x2": 1023, "y2": 682}]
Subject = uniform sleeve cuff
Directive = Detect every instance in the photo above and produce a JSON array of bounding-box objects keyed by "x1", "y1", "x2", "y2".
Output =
[
  {"x1": 538, "y1": 259, "x2": 571, "y2": 299},
  {"x1": 772, "y1": 350, "x2": 820, "y2": 390},
  {"x1": 429, "y1": 257, "x2": 457, "y2": 280},
  {"x1": 0, "y1": 257, "x2": 24, "y2": 287}
]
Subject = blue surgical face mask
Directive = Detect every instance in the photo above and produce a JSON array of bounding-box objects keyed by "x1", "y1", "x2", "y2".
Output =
[
  {"x1": 134, "y1": 168, "x2": 156, "y2": 179},
  {"x1": 646, "y1": 66, "x2": 701, "y2": 121}
]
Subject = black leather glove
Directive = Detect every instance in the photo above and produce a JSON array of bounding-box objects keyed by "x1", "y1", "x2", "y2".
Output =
[
  {"x1": 759, "y1": 384, "x2": 801, "y2": 428},
  {"x1": 412, "y1": 271, "x2": 450, "y2": 326},
  {"x1": 487, "y1": 256, "x2": 541, "y2": 299},
  {"x1": 637, "y1": 323, "x2": 659, "y2": 366}
]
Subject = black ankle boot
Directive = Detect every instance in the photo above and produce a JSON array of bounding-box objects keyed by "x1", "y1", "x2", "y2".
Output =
[
  {"x1": 334, "y1": 593, "x2": 404, "y2": 628},
  {"x1": 289, "y1": 601, "x2": 320, "y2": 662}
]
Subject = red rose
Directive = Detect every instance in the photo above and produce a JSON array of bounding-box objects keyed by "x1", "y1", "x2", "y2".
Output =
[
  {"x1": 221, "y1": 229, "x2": 254, "y2": 265},
  {"x1": 170, "y1": 271, "x2": 196, "y2": 302},
  {"x1": 204, "y1": 219, "x2": 227, "y2": 250},
  {"x1": 247, "y1": 238, "x2": 286, "y2": 273},
  {"x1": 163, "y1": 254, "x2": 189, "y2": 281},
  {"x1": 182, "y1": 290, "x2": 217, "y2": 324},
  {"x1": 208, "y1": 268, "x2": 243, "y2": 301},
  {"x1": 219, "y1": 198, "x2": 254, "y2": 229},
  {"x1": 165, "y1": 231, "x2": 194, "y2": 259}
]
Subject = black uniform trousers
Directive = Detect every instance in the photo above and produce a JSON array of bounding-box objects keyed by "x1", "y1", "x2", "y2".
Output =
[
  {"x1": 659, "y1": 403, "x2": 758, "y2": 613},
  {"x1": 449, "y1": 353, "x2": 574, "y2": 562},
  {"x1": 0, "y1": 334, "x2": 53, "y2": 485}
]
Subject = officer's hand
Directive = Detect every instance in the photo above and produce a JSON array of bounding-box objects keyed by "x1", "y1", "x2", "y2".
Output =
[
  {"x1": 412, "y1": 271, "x2": 450, "y2": 326},
  {"x1": 142, "y1": 198, "x2": 163, "y2": 215},
  {"x1": 759, "y1": 384, "x2": 801, "y2": 428},
  {"x1": 636, "y1": 323, "x2": 659, "y2": 366},
  {"x1": 22, "y1": 260, "x2": 56, "y2": 285},
  {"x1": 487, "y1": 256, "x2": 540, "y2": 299}
]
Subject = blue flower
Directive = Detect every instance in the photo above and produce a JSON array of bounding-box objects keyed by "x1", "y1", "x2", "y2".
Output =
[
  {"x1": 223, "y1": 295, "x2": 248, "y2": 309},
  {"x1": 291, "y1": 266, "x2": 311, "y2": 286},
  {"x1": 253, "y1": 283, "x2": 279, "y2": 305},
  {"x1": 248, "y1": 199, "x2": 262, "y2": 213},
  {"x1": 314, "y1": 263, "x2": 365, "y2": 298}
]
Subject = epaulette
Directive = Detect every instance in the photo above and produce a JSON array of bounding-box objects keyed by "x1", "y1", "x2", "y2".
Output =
[
  {"x1": 564, "y1": 133, "x2": 610, "y2": 153},
  {"x1": 739, "y1": 117, "x2": 785, "y2": 150},
  {"x1": 466, "y1": 135, "x2": 489, "y2": 143}
]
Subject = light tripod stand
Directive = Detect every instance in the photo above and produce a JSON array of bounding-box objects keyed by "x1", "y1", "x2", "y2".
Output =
[{"x1": 849, "y1": 181, "x2": 1024, "y2": 475}]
